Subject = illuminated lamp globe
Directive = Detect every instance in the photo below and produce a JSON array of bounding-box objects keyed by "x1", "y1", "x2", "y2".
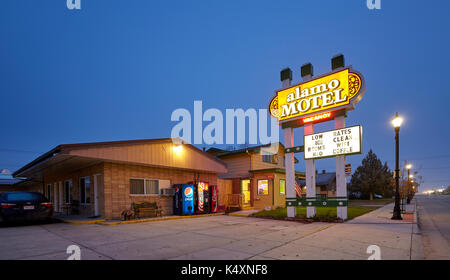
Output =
[{"x1": 392, "y1": 113, "x2": 403, "y2": 128}]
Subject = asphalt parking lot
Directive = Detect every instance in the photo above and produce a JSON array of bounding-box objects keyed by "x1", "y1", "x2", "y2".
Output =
[
  {"x1": 0, "y1": 215, "x2": 332, "y2": 260},
  {"x1": 0, "y1": 210, "x2": 418, "y2": 260}
]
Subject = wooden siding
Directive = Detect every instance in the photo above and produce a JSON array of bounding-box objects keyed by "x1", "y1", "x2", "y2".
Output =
[
  {"x1": 66, "y1": 142, "x2": 227, "y2": 174},
  {"x1": 250, "y1": 145, "x2": 286, "y2": 171},
  {"x1": 217, "y1": 178, "x2": 232, "y2": 208},
  {"x1": 217, "y1": 154, "x2": 251, "y2": 179}
]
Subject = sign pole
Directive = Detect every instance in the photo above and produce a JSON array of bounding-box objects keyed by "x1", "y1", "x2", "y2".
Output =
[
  {"x1": 335, "y1": 115, "x2": 347, "y2": 220},
  {"x1": 281, "y1": 68, "x2": 296, "y2": 218},
  {"x1": 332, "y1": 54, "x2": 348, "y2": 220},
  {"x1": 305, "y1": 123, "x2": 316, "y2": 218},
  {"x1": 301, "y1": 63, "x2": 316, "y2": 218}
]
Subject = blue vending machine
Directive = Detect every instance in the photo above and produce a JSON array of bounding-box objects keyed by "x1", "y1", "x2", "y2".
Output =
[{"x1": 182, "y1": 184, "x2": 195, "y2": 215}]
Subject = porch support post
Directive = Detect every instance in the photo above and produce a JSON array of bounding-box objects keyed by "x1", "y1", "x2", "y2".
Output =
[
  {"x1": 59, "y1": 182, "x2": 63, "y2": 213},
  {"x1": 53, "y1": 183, "x2": 58, "y2": 212}
]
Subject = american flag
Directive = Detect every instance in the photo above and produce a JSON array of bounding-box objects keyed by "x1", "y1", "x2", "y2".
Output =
[{"x1": 295, "y1": 180, "x2": 303, "y2": 198}]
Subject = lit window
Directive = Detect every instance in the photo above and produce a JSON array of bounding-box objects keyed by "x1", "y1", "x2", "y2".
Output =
[
  {"x1": 258, "y1": 179, "x2": 269, "y2": 195},
  {"x1": 280, "y1": 179, "x2": 286, "y2": 195}
]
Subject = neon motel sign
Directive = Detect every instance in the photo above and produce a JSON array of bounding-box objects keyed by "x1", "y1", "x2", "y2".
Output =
[{"x1": 269, "y1": 67, "x2": 365, "y2": 123}]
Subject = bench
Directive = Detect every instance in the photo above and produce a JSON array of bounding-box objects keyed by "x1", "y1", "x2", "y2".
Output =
[{"x1": 132, "y1": 202, "x2": 163, "y2": 218}]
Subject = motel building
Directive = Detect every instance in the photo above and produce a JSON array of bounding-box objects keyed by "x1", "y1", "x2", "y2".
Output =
[
  {"x1": 207, "y1": 143, "x2": 305, "y2": 211},
  {"x1": 11, "y1": 138, "x2": 228, "y2": 220},
  {"x1": 8, "y1": 139, "x2": 312, "y2": 220}
]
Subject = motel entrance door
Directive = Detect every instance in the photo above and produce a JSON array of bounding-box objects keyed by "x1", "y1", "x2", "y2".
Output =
[{"x1": 241, "y1": 179, "x2": 251, "y2": 206}]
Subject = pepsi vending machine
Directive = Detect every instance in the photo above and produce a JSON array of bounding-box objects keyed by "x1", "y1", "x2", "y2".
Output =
[
  {"x1": 181, "y1": 184, "x2": 195, "y2": 215},
  {"x1": 209, "y1": 185, "x2": 218, "y2": 213},
  {"x1": 173, "y1": 184, "x2": 194, "y2": 215}
]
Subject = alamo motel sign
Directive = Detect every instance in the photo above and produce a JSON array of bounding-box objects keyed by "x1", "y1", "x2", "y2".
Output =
[{"x1": 269, "y1": 54, "x2": 366, "y2": 219}]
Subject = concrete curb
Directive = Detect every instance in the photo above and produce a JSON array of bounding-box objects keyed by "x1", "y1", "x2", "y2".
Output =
[
  {"x1": 410, "y1": 198, "x2": 424, "y2": 260},
  {"x1": 96, "y1": 212, "x2": 226, "y2": 226},
  {"x1": 55, "y1": 218, "x2": 106, "y2": 225},
  {"x1": 228, "y1": 213, "x2": 252, "y2": 217}
]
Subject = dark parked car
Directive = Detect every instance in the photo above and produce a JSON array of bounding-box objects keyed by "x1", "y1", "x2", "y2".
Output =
[{"x1": 0, "y1": 192, "x2": 53, "y2": 223}]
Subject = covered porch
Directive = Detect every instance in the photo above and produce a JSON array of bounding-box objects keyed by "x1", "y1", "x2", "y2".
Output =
[{"x1": 13, "y1": 151, "x2": 105, "y2": 218}]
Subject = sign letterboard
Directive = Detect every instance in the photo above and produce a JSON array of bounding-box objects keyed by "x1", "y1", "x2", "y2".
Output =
[{"x1": 304, "y1": 125, "x2": 362, "y2": 159}]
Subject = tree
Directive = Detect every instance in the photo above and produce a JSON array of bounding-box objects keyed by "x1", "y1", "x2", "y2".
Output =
[{"x1": 350, "y1": 150, "x2": 394, "y2": 200}]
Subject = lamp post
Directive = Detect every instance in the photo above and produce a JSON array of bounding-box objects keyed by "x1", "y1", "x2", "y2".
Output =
[
  {"x1": 406, "y1": 164, "x2": 412, "y2": 204},
  {"x1": 392, "y1": 113, "x2": 403, "y2": 220}
]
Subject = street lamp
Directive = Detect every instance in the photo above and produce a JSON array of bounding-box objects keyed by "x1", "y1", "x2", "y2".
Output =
[{"x1": 392, "y1": 113, "x2": 403, "y2": 220}]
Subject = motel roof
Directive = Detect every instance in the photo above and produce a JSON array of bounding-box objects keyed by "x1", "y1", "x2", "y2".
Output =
[
  {"x1": 207, "y1": 143, "x2": 300, "y2": 163},
  {"x1": 13, "y1": 138, "x2": 227, "y2": 179}
]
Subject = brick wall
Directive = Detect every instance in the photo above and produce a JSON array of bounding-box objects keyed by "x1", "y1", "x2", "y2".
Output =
[{"x1": 103, "y1": 163, "x2": 219, "y2": 219}]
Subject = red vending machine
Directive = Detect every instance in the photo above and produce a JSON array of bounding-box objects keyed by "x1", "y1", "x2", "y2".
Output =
[
  {"x1": 189, "y1": 181, "x2": 209, "y2": 214},
  {"x1": 197, "y1": 181, "x2": 209, "y2": 214},
  {"x1": 209, "y1": 185, "x2": 218, "y2": 213}
]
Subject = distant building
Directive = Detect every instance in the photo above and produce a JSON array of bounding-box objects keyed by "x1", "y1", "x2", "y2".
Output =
[
  {"x1": 0, "y1": 177, "x2": 41, "y2": 193},
  {"x1": 296, "y1": 170, "x2": 336, "y2": 198}
]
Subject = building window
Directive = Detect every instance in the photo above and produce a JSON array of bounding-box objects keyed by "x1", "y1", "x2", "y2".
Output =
[
  {"x1": 130, "y1": 178, "x2": 159, "y2": 195},
  {"x1": 279, "y1": 179, "x2": 286, "y2": 195},
  {"x1": 257, "y1": 179, "x2": 269, "y2": 195},
  {"x1": 80, "y1": 177, "x2": 91, "y2": 204},
  {"x1": 64, "y1": 180, "x2": 72, "y2": 204},
  {"x1": 262, "y1": 153, "x2": 278, "y2": 164},
  {"x1": 46, "y1": 184, "x2": 52, "y2": 201}
]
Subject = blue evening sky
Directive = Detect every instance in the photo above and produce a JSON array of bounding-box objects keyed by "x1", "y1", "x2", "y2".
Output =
[{"x1": 1, "y1": 0, "x2": 449, "y2": 191}]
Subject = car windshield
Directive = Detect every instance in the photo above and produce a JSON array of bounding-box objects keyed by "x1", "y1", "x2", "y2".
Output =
[{"x1": 5, "y1": 192, "x2": 43, "y2": 202}]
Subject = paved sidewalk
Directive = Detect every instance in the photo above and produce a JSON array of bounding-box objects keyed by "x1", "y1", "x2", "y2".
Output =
[
  {"x1": 0, "y1": 202, "x2": 423, "y2": 260},
  {"x1": 228, "y1": 209, "x2": 260, "y2": 217},
  {"x1": 348, "y1": 201, "x2": 416, "y2": 224},
  {"x1": 246, "y1": 201, "x2": 423, "y2": 260}
]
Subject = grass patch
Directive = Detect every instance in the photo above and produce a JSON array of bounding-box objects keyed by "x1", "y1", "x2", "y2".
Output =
[{"x1": 252, "y1": 206, "x2": 375, "y2": 222}]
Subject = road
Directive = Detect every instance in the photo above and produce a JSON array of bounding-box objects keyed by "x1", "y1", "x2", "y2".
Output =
[{"x1": 416, "y1": 194, "x2": 450, "y2": 259}]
